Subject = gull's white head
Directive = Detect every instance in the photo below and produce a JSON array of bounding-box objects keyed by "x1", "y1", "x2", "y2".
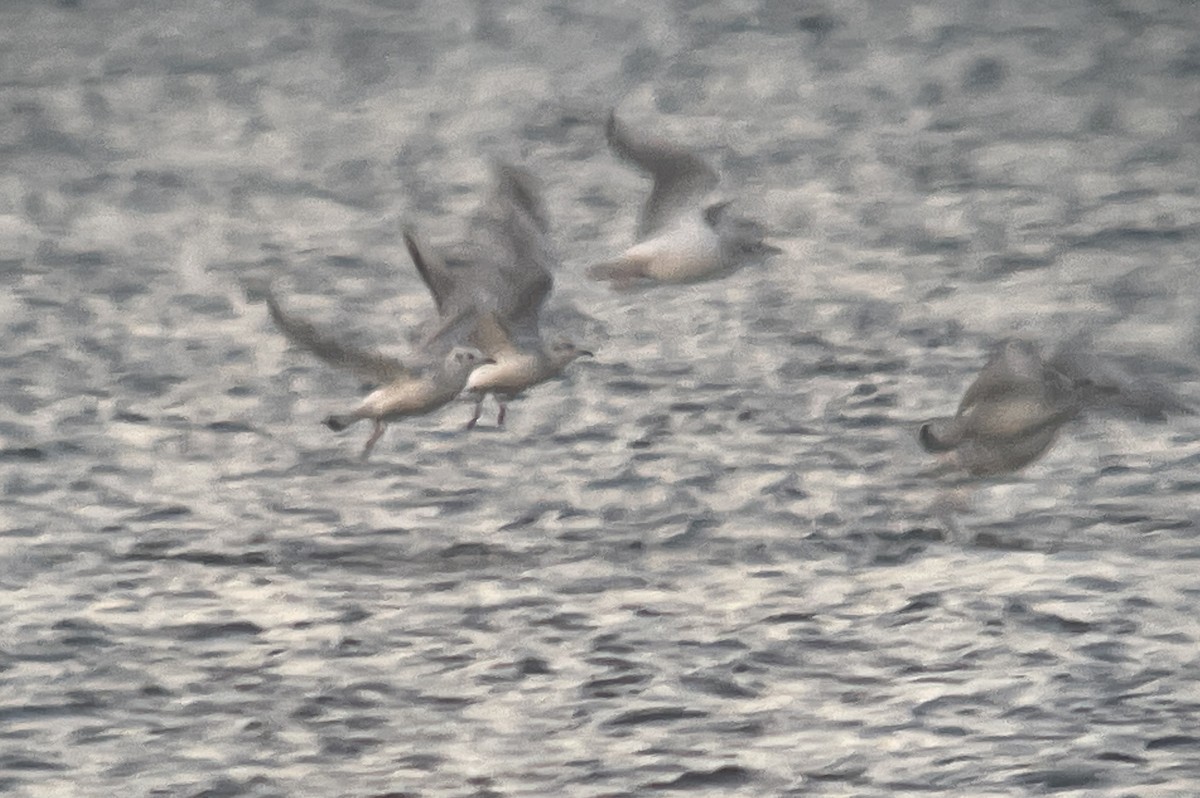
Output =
[
  {"x1": 445, "y1": 346, "x2": 495, "y2": 375},
  {"x1": 705, "y1": 201, "x2": 783, "y2": 259},
  {"x1": 547, "y1": 340, "x2": 594, "y2": 372}
]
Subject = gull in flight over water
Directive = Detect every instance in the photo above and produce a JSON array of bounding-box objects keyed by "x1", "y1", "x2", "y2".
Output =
[
  {"x1": 919, "y1": 338, "x2": 1193, "y2": 476},
  {"x1": 919, "y1": 340, "x2": 1087, "y2": 476},
  {"x1": 461, "y1": 312, "x2": 591, "y2": 428},
  {"x1": 588, "y1": 110, "x2": 781, "y2": 289},
  {"x1": 404, "y1": 161, "x2": 592, "y2": 429},
  {"x1": 263, "y1": 290, "x2": 492, "y2": 459}
]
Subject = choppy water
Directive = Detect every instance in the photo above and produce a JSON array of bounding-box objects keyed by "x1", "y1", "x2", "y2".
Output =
[{"x1": 3, "y1": 0, "x2": 1200, "y2": 795}]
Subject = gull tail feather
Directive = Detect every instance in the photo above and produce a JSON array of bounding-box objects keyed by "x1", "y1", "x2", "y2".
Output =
[
  {"x1": 918, "y1": 421, "x2": 957, "y2": 453},
  {"x1": 324, "y1": 414, "x2": 359, "y2": 432}
]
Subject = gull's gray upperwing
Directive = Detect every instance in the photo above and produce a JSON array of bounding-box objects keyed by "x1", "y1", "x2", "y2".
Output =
[
  {"x1": 403, "y1": 228, "x2": 458, "y2": 317},
  {"x1": 265, "y1": 289, "x2": 410, "y2": 385},
  {"x1": 606, "y1": 110, "x2": 720, "y2": 238},
  {"x1": 412, "y1": 162, "x2": 557, "y2": 352},
  {"x1": 487, "y1": 167, "x2": 556, "y2": 344}
]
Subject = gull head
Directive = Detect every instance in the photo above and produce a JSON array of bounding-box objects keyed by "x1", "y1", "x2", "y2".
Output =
[
  {"x1": 547, "y1": 340, "x2": 594, "y2": 371},
  {"x1": 446, "y1": 346, "x2": 496, "y2": 374},
  {"x1": 704, "y1": 201, "x2": 783, "y2": 259}
]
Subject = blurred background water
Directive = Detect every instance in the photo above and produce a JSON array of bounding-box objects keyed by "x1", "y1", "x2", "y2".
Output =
[{"x1": 3, "y1": 0, "x2": 1200, "y2": 795}]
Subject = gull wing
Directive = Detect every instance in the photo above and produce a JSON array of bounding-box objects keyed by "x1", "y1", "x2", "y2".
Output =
[
  {"x1": 1049, "y1": 341, "x2": 1195, "y2": 421},
  {"x1": 265, "y1": 290, "x2": 409, "y2": 384},
  {"x1": 473, "y1": 162, "x2": 557, "y2": 345},
  {"x1": 403, "y1": 227, "x2": 480, "y2": 359},
  {"x1": 606, "y1": 110, "x2": 720, "y2": 238},
  {"x1": 405, "y1": 162, "x2": 560, "y2": 358},
  {"x1": 403, "y1": 228, "x2": 458, "y2": 316},
  {"x1": 491, "y1": 160, "x2": 548, "y2": 234},
  {"x1": 496, "y1": 184, "x2": 554, "y2": 334},
  {"x1": 418, "y1": 305, "x2": 477, "y2": 357},
  {"x1": 956, "y1": 340, "x2": 1079, "y2": 439},
  {"x1": 468, "y1": 311, "x2": 521, "y2": 358}
]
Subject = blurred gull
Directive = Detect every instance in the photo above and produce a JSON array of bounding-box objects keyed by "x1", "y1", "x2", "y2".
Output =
[
  {"x1": 404, "y1": 162, "x2": 549, "y2": 347},
  {"x1": 920, "y1": 337, "x2": 1194, "y2": 477},
  {"x1": 919, "y1": 340, "x2": 1085, "y2": 476},
  {"x1": 264, "y1": 290, "x2": 492, "y2": 459},
  {"x1": 404, "y1": 162, "x2": 593, "y2": 428},
  {"x1": 462, "y1": 312, "x2": 591, "y2": 428},
  {"x1": 588, "y1": 110, "x2": 780, "y2": 288}
]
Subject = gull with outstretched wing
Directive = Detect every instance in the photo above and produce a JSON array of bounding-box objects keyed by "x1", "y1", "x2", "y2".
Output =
[
  {"x1": 404, "y1": 162, "x2": 592, "y2": 428},
  {"x1": 263, "y1": 290, "x2": 491, "y2": 459},
  {"x1": 588, "y1": 110, "x2": 780, "y2": 288},
  {"x1": 919, "y1": 340, "x2": 1085, "y2": 476}
]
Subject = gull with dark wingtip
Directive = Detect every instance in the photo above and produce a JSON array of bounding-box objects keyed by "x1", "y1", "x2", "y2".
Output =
[
  {"x1": 404, "y1": 162, "x2": 593, "y2": 428},
  {"x1": 919, "y1": 337, "x2": 1194, "y2": 477},
  {"x1": 263, "y1": 290, "x2": 492, "y2": 459},
  {"x1": 588, "y1": 110, "x2": 781, "y2": 289},
  {"x1": 919, "y1": 340, "x2": 1085, "y2": 476}
]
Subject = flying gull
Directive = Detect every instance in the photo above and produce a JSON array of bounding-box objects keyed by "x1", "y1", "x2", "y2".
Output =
[
  {"x1": 404, "y1": 161, "x2": 593, "y2": 428},
  {"x1": 588, "y1": 110, "x2": 781, "y2": 288},
  {"x1": 919, "y1": 340, "x2": 1086, "y2": 476},
  {"x1": 264, "y1": 289, "x2": 492, "y2": 459}
]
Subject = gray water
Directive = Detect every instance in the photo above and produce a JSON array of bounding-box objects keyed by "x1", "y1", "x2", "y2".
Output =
[{"x1": 3, "y1": 1, "x2": 1200, "y2": 795}]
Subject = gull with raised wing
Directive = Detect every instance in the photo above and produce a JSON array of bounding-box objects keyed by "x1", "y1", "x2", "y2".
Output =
[
  {"x1": 264, "y1": 290, "x2": 492, "y2": 459},
  {"x1": 404, "y1": 162, "x2": 552, "y2": 349},
  {"x1": 918, "y1": 340, "x2": 1086, "y2": 476},
  {"x1": 404, "y1": 162, "x2": 593, "y2": 428},
  {"x1": 588, "y1": 110, "x2": 780, "y2": 288}
]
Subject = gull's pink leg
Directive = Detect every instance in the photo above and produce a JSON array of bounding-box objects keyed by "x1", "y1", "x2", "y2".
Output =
[
  {"x1": 496, "y1": 399, "x2": 507, "y2": 427},
  {"x1": 361, "y1": 420, "x2": 385, "y2": 460},
  {"x1": 466, "y1": 394, "x2": 485, "y2": 430}
]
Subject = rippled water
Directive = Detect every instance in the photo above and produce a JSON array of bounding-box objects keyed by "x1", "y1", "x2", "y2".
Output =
[{"x1": 3, "y1": 1, "x2": 1200, "y2": 795}]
